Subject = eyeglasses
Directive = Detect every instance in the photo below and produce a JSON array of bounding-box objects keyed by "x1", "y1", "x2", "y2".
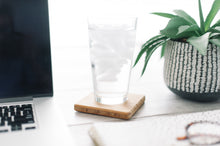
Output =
[{"x1": 177, "y1": 121, "x2": 220, "y2": 145}]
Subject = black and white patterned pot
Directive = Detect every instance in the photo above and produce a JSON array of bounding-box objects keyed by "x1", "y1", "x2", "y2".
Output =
[{"x1": 164, "y1": 40, "x2": 220, "y2": 102}]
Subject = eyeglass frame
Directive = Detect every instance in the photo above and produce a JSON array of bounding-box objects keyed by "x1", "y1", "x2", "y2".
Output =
[{"x1": 177, "y1": 121, "x2": 220, "y2": 145}]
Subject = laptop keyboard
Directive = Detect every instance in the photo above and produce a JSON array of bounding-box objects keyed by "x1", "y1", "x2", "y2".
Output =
[{"x1": 0, "y1": 104, "x2": 36, "y2": 133}]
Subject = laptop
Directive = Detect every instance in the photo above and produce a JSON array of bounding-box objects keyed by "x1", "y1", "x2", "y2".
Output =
[{"x1": 0, "y1": 0, "x2": 75, "y2": 145}]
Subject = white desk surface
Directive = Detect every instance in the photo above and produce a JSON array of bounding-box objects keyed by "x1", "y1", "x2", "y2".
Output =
[
  {"x1": 49, "y1": 0, "x2": 220, "y2": 145},
  {"x1": 52, "y1": 47, "x2": 220, "y2": 146}
]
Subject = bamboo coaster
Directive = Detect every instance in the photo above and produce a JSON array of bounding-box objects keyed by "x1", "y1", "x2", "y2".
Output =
[{"x1": 74, "y1": 93, "x2": 145, "y2": 120}]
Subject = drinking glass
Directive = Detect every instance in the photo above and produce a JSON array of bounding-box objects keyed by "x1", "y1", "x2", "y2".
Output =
[{"x1": 88, "y1": 17, "x2": 137, "y2": 105}]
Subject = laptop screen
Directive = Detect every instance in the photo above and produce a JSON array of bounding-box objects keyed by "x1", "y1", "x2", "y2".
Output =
[{"x1": 0, "y1": 0, "x2": 53, "y2": 98}]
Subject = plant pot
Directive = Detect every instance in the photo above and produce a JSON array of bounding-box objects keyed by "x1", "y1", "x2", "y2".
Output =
[{"x1": 164, "y1": 40, "x2": 220, "y2": 102}]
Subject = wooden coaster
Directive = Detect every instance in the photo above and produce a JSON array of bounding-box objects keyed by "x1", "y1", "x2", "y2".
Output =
[{"x1": 74, "y1": 93, "x2": 145, "y2": 120}]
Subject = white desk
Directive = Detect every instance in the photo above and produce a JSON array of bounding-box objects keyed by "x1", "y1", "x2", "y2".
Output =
[{"x1": 52, "y1": 47, "x2": 220, "y2": 146}]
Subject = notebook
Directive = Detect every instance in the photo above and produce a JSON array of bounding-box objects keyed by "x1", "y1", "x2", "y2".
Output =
[{"x1": 89, "y1": 110, "x2": 220, "y2": 146}]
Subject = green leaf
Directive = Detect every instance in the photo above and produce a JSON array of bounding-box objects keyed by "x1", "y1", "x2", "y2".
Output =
[
  {"x1": 205, "y1": 0, "x2": 220, "y2": 31},
  {"x1": 161, "y1": 43, "x2": 167, "y2": 58},
  {"x1": 133, "y1": 35, "x2": 167, "y2": 67},
  {"x1": 210, "y1": 38, "x2": 220, "y2": 47},
  {"x1": 173, "y1": 10, "x2": 198, "y2": 25},
  {"x1": 176, "y1": 24, "x2": 200, "y2": 36},
  {"x1": 177, "y1": 25, "x2": 190, "y2": 34},
  {"x1": 152, "y1": 12, "x2": 176, "y2": 18},
  {"x1": 209, "y1": 27, "x2": 220, "y2": 33},
  {"x1": 210, "y1": 32, "x2": 220, "y2": 38},
  {"x1": 160, "y1": 17, "x2": 190, "y2": 39},
  {"x1": 212, "y1": 19, "x2": 220, "y2": 28},
  {"x1": 187, "y1": 32, "x2": 211, "y2": 55},
  {"x1": 141, "y1": 39, "x2": 169, "y2": 76},
  {"x1": 215, "y1": 26, "x2": 220, "y2": 31},
  {"x1": 160, "y1": 17, "x2": 200, "y2": 39},
  {"x1": 198, "y1": 0, "x2": 205, "y2": 33}
]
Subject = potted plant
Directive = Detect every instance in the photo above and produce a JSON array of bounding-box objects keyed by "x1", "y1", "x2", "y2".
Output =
[{"x1": 134, "y1": 0, "x2": 220, "y2": 102}]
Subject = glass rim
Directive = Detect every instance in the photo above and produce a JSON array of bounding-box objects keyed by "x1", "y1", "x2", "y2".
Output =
[
  {"x1": 87, "y1": 16, "x2": 138, "y2": 20},
  {"x1": 87, "y1": 16, "x2": 138, "y2": 30}
]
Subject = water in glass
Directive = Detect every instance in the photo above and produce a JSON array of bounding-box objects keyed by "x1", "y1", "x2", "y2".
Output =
[{"x1": 88, "y1": 18, "x2": 137, "y2": 104}]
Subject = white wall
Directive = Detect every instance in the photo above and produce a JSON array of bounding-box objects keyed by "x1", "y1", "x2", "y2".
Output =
[{"x1": 48, "y1": 0, "x2": 219, "y2": 49}]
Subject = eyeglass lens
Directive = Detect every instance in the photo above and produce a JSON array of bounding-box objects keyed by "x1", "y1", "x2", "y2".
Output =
[{"x1": 187, "y1": 122, "x2": 220, "y2": 145}]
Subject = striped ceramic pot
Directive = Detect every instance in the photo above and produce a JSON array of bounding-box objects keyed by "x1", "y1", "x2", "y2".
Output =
[{"x1": 164, "y1": 40, "x2": 220, "y2": 102}]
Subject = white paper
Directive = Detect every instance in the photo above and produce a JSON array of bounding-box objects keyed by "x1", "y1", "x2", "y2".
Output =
[{"x1": 89, "y1": 110, "x2": 220, "y2": 146}]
